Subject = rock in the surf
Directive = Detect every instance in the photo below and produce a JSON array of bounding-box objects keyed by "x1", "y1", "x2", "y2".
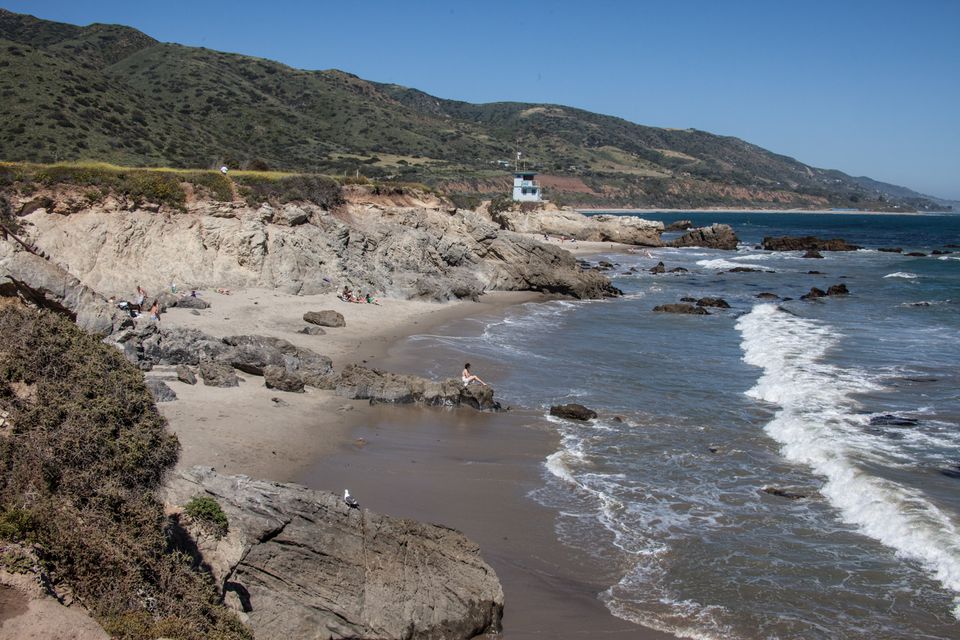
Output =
[
  {"x1": 549, "y1": 403, "x2": 598, "y2": 421},
  {"x1": 653, "y1": 303, "x2": 710, "y2": 315}
]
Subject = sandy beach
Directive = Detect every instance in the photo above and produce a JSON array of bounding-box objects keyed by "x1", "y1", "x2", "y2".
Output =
[{"x1": 155, "y1": 283, "x2": 673, "y2": 638}]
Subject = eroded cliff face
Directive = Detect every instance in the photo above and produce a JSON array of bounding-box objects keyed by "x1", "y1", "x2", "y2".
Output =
[
  {"x1": 9, "y1": 192, "x2": 619, "y2": 301},
  {"x1": 489, "y1": 207, "x2": 663, "y2": 246}
]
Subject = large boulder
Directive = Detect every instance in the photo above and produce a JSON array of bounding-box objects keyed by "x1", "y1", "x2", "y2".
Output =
[
  {"x1": 669, "y1": 224, "x2": 739, "y2": 250},
  {"x1": 162, "y1": 467, "x2": 504, "y2": 640},
  {"x1": 304, "y1": 310, "x2": 346, "y2": 327},
  {"x1": 762, "y1": 236, "x2": 861, "y2": 251},
  {"x1": 696, "y1": 297, "x2": 731, "y2": 309},
  {"x1": 145, "y1": 379, "x2": 177, "y2": 402},
  {"x1": 549, "y1": 403, "x2": 598, "y2": 421},
  {"x1": 335, "y1": 364, "x2": 501, "y2": 411},
  {"x1": 221, "y1": 335, "x2": 335, "y2": 388},
  {"x1": 263, "y1": 364, "x2": 305, "y2": 393},
  {"x1": 199, "y1": 361, "x2": 239, "y2": 387},
  {"x1": 172, "y1": 295, "x2": 211, "y2": 310}
]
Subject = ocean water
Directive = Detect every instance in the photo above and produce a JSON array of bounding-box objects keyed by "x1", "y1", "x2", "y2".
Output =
[{"x1": 398, "y1": 212, "x2": 960, "y2": 639}]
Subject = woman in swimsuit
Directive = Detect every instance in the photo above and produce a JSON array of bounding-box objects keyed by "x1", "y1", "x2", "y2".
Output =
[{"x1": 461, "y1": 363, "x2": 487, "y2": 386}]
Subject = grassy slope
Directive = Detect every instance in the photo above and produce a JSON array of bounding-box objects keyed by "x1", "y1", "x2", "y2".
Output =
[{"x1": 0, "y1": 9, "x2": 944, "y2": 211}]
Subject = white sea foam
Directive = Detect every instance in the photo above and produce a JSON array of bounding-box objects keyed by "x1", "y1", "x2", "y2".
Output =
[
  {"x1": 939, "y1": 256, "x2": 960, "y2": 261},
  {"x1": 696, "y1": 258, "x2": 773, "y2": 271},
  {"x1": 884, "y1": 272, "x2": 919, "y2": 279},
  {"x1": 737, "y1": 304, "x2": 960, "y2": 617}
]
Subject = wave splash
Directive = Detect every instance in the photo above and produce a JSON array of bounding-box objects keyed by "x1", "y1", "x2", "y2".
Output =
[{"x1": 737, "y1": 304, "x2": 960, "y2": 618}]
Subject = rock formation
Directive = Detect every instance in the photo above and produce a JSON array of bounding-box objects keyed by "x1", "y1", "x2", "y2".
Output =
[
  {"x1": 162, "y1": 467, "x2": 504, "y2": 640},
  {"x1": 653, "y1": 303, "x2": 710, "y2": 315},
  {"x1": 762, "y1": 236, "x2": 861, "y2": 251},
  {"x1": 14, "y1": 194, "x2": 619, "y2": 301},
  {"x1": 335, "y1": 364, "x2": 501, "y2": 411},
  {"x1": 304, "y1": 310, "x2": 346, "y2": 327},
  {"x1": 549, "y1": 403, "x2": 598, "y2": 421},
  {"x1": 669, "y1": 224, "x2": 739, "y2": 250},
  {"x1": 490, "y1": 208, "x2": 663, "y2": 246}
]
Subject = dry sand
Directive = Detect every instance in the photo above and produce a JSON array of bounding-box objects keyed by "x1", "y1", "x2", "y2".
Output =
[{"x1": 155, "y1": 288, "x2": 541, "y2": 481}]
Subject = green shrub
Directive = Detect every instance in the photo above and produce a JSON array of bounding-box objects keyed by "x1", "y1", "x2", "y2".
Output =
[
  {"x1": 449, "y1": 193, "x2": 480, "y2": 211},
  {"x1": 0, "y1": 305, "x2": 250, "y2": 640},
  {"x1": 488, "y1": 194, "x2": 513, "y2": 216},
  {"x1": 184, "y1": 496, "x2": 228, "y2": 537},
  {"x1": 234, "y1": 173, "x2": 342, "y2": 208}
]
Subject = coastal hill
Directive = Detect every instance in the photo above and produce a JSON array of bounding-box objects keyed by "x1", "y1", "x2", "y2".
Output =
[{"x1": 0, "y1": 8, "x2": 949, "y2": 212}]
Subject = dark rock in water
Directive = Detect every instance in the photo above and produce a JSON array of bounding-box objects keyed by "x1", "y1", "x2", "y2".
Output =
[
  {"x1": 869, "y1": 414, "x2": 919, "y2": 427},
  {"x1": 176, "y1": 364, "x2": 197, "y2": 385},
  {"x1": 649, "y1": 261, "x2": 666, "y2": 274},
  {"x1": 653, "y1": 303, "x2": 710, "y2": 315},
  {"x1": 725, "y1": 267, "x2": 763, "y2": 273},
  {"x1": 669, "y1": 267, "x2": 689, "y2": 273},
  {"x1": 264, "y1": 364, "x2": 305, "y2": 393},
  {"x1": 801, "y1": 287, "x2": 827, "y2": 300},
  {"x1": 807, "y1": 271, "x2": 823, "y2": 274},
  {"x1": 904, "y1": 377, "x2": 938, "y2": 382},
  {"x1": 940, "y1": 465, "x2": 960, "y2": 479},
  {"x1": 762, "y1": 486, "x2": 811, "y2": 500},
  {"x1": 708, "y1": 445, "x2": 721, "y2": 454},
  {"x1": 303, "y1": 310, "x2": 346, "y2": 327},
  {"x1": 762, "y1": 236, "x2": 861, "y2": 251},
  {"x1": 298, "y1": 325, "x2": 326, "y2": 336},
  {"x1": 945, "y1": 244, "x2": 960, "y2": 249},
  {"x1": 696, "y1": 297, "x2": 731, "y2": 309},
  {"x1": 878, "y1": 247, "x2": 903, "y2": 253},
  {"x1": 827, "y1": 283, "x2": 849, "y2": 296},
  {"x1": 549, "y1": 403, "x2": 598, "y2": 421},
  {"x1": 664, "y1": 219, "x2": 693, "y2": 231},
  {"x1": 932, "y1": 249, "x2": 952, "y2": 255},
  {"x1": 905, "y1": 252, "x2": 927, "y2": 257},
  {"x1": 670, "y1": 224, "x2": 739, "y2": 250},
  {"x1": 680, "y1": 296, "x2": 697, "y2": 303},
  {"x1": 802, "y1": 250, "x2": 824, "y2": 259},
  {"x1": 335, "y1": 364, "x2": 501, "y2": 411},
  {"x1": 174, "y1": 295, "x2": 211, "y2": 310},
  {"x1": 756, "y1": 292, "x2": 779, "y2": 300},
  {"x1": 598, "y1": 260, "x2": 615, "y2": 270},
  {"x1": 162, "y1": 467, "x2": 504, "y2": 640},
  {"x1": 146, "y1": 379, "x2": 177, "y2": 402},
  {"x1": 612, "y1": 416, "x2": 624, "y2": 423},
  {"x1": 199, "y1": 361, "x2": 239, "y2": 387}
]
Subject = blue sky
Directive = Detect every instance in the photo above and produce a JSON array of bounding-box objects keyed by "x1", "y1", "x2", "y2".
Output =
[{"x1": 5, "y1": 0, "x2": 959, "y2": 199}]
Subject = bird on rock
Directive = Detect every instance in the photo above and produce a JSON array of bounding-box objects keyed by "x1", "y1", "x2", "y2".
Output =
[{"x1": 343, "y1": 489, "x2": 360, "y2": 509}]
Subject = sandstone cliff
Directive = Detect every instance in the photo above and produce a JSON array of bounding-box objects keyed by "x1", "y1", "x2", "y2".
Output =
[
  {"x1": 163, "y1": 467, "x2": 504, "y2": 640},
  {"x1": 9, "y1": 189, "x2": 619, "y2": 301},
  {"x1": 488, "y1": 206, "x2": 663, "y2": 246}
]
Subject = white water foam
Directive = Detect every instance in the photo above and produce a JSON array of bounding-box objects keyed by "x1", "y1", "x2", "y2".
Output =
[
  {"x1": 696, "y1": 258, "x2": 773, "y2": 271},
  {"x1": 737, "y1": 304, "x2": 960, "y2": 617},
  {"x1": 939, "y1": 256, "x2": 960, "y2": 261},
  {"x1": 884, "y1": 272, "x2": 919, "y2": 279}
]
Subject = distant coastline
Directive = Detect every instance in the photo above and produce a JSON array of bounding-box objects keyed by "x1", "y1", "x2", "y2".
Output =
[{"x1": 579, "y1": 207, "x2": 958, "y2": 216}]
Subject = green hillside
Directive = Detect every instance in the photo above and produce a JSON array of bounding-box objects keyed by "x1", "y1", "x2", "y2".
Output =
[{"x1": 0, "y1": 8, "x2": 947, "y2": 211}]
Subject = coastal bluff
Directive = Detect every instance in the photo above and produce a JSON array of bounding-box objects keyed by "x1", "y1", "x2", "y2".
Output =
[{"x1": 163, "y1": 466, "x2": 504, "y2": 640}]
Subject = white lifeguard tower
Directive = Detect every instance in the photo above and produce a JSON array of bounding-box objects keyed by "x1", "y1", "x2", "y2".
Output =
[{"x1": 512, "y1": 170, "x2": 543, "y2": 202}]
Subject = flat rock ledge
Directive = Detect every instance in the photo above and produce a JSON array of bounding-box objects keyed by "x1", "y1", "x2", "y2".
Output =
[{"x1": 162, "y1": 467, "x2": 504, "y2": 640}]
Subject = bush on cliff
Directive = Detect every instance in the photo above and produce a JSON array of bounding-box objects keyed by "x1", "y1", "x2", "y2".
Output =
[{"x1": 0, "y1": 302, "x2": 251, "y2": 640}]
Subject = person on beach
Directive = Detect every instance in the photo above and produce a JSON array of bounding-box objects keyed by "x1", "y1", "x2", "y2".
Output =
[
  {"x1": 365, "y1": 292, "x2": 379, "y2": 305},
  {"x1": 341, "y1": 286, "x2": 352, "y2": 301},
  {"x1": 134, "y1": 285, "x2": 146, "y2": 311},
  {"x1": 149, "y1": 300, "x2": 160, "y2": 322},
  {"x1": 462, "y1": 363, "x2": 487, "y2": 386}
]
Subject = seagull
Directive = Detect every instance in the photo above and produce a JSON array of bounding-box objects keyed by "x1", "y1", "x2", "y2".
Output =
[{"x1": 343, "y1": 489, "x2": 360, "y2": 509}]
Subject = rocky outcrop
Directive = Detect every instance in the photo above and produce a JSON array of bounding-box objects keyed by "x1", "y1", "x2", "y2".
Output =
[
  {"x1": 304, "y1": 310, "x2": 346, "y2": 327},
  {"x1": 826, "y1": 283, "x2": 849, "y2": 296},
  {"x1": 549, "y1": 403, "x2": 597, "y2": 421},
  {"x1": 199, "y1": 361, "x2": 239, "y2": 387},
  {"x1": 762, "y1": 236, "x2": 861, "y2": 251},
  {"x1": 696, "y1": 297, "x2": 731, "y2": 309},
  {"x1": 145, "y1": 379, "x2": 177, "y2": 402},
  {"x1": 18, "y1": 199, "x2": 620, "y2": 301},
  {"x1": 669, "y1": 224, "x2": 739, "y2": 250},
  {"x1": 0, "y1": 238, "x2": 125, "y2": 335},
  {"x1": 491, "y1": 208, "x2": 663, "y2": 246},
  {"x1": 162, "y1": 467, "x2": 503, "y2": 640},
  {"x1": 802, "y1": 283, "x2": 849, "y2": 300},
  {"x1": 664, "y1": 219, "x2": 693, "y2": 231},
  {"x1": 263, "y1": 364, "x2": 305, "y2": 393},
  {"x1": 335, "y1": 364, "x2": 502, "y2": 411},
  {"x1": 802, "y1": 250, "x2": 824, "y2": 259},
  {"x1": 653, "y1": 303, "x2": 710, "y2": 315},
  {"x1": 176, "y1": 364, "x2": 197, "y2": 385}
]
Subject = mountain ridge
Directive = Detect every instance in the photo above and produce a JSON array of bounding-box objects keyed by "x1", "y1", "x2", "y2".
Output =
[{"x1": 0, "y1": 8, "x2": 950, "y2": 211}]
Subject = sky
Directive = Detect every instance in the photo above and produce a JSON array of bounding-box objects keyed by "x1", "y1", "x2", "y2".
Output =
[{"x1": 5, "y1": 0, "x2": 960, "y2": 199}]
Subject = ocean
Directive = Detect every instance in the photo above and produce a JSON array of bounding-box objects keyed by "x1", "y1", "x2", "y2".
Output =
[{"x1": 391, "y1": 212, "x2": 960, "y2": 639}]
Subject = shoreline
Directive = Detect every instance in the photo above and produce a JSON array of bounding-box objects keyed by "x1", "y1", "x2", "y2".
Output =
[
  {"x1": 156, "y1": 279, "x2": 674, "y2": 638},
  {"x1": 577, "y1": 207, "x2": 956, "y2": 216}
]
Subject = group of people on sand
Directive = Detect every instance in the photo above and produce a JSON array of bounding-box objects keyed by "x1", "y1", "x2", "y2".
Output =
[
  {"x1": 113, "y1": 285, "x2": 160, "y2": 321},
  {"x1": 339, "y1": 286, "x2": 379, "y2": 305}
]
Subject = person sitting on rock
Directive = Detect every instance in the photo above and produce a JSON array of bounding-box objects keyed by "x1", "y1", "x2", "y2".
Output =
[
  {"x1": 365, "y1": 292, "x2": 379, "y2": 305},
  {"x1": 461, "y1": 363, "x2": 487, "y2": 386},
  {"x1": 149, "y1": 300, "x2": 160, "y2": 322},
  {"x1": 134, "y1": 285, "x2": 146, "y2": 311},
  {"x1": 340, "y1": 286, "x2": 353, "y2": 302}
]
